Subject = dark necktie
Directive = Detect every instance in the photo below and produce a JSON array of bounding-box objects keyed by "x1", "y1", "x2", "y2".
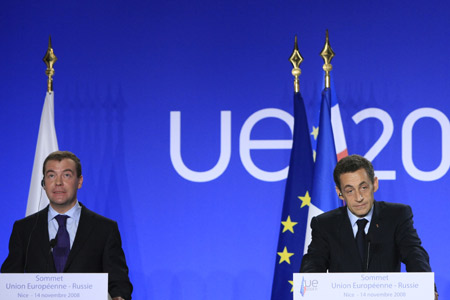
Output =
[
  {"x1": 53, "y1": 215, "x2": 70, "y2": 273},
  {"x1": 356, "y1": 218, "x2": 368, "y2": 263}
]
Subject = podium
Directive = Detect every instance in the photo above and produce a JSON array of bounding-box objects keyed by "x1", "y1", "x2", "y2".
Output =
[
  {"x1": 294, "y1": 272, "x2": 434, "y2": 300},
  {"x1": 0, "y1": 273, "x2": 108, "y2": 300}
]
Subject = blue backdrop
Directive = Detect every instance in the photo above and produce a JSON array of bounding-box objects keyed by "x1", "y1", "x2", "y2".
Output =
[{"x1": 1, "y1": 0, "x2": 449, "y2": 298}]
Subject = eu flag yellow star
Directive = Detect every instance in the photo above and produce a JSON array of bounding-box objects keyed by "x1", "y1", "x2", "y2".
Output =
[
  {"x1": 289, "y1": 280, "x2": 294, "y2": 292},
  {"x1": 311, "y1": 126, "x2": 319, "y2": 140},
  {"x1": 298, "y1": 191, "x2": 311, "y2": 208},
  {"x1": 277, "y1": 246, "x2": 294, "y2": 264},
  {"x1": 281, "y1": 215, "x2": 298, "y2": 233}
]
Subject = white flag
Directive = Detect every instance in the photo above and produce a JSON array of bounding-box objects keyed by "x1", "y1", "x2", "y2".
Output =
[{"x1": 25, "y1": 92, "x2": 59, "y2": 216}]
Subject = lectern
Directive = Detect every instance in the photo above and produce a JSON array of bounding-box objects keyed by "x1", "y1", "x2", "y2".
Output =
[{"x1": 294, "y1": 272, "x2": 434, "y2": 300}]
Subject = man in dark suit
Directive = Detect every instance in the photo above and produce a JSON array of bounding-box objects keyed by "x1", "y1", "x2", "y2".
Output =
[
  {"x1": 300, "y1": 154, "x2": 437, "y2": 298},
  {"x1": 1, "y1": 151, "x2": 132, "y2": 300}
]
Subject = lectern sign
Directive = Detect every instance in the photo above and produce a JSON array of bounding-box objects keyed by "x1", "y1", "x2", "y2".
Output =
[
  {"x1": 294, "y1": 273, "x2": 434, "y2": 300},
  {"x1": 0, "y1": 273, "x2": 108, "y2": 300}
]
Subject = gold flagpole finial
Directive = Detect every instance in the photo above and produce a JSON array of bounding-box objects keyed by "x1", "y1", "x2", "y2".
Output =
[
  {"x1": 43, "y1": 36, "x2": 58, "y2": 92},
  {"x1": 320, "y1": 30, "x2": 335, "y2": 89},
  {"x1": 289, "y1": 36, "x2": 304, "y2": 93}
]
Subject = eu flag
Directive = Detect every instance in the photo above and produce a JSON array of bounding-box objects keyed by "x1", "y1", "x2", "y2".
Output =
[{"x1": 271, "y1": 92, "x2": 314, "y2": 299}]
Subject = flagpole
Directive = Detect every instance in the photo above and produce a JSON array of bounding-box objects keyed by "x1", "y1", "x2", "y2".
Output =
[
  {"x1": 289, "y1": 36, "x2": 304, "y2": 93},
  {"x1": 320, "y1": 30, "x2": 335, "y2": 89},
  {"x1": 25, "y1": 37, "x2": 59, "y2": 216},
  {"x1": 270, "y1": 36, "x2": 314, "y2": 299},
  {"x1": 43, "y1": 36, "x2": 58, "y2": 92}
]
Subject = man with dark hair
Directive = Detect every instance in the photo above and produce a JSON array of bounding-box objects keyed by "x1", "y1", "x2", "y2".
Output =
[
  {"x1": 333, "y1": 154, "x2": 375, "y2": 192},
  {"x1": 1, "y1": 151, "x2": 133, "y2": 300},
  {"x1": 300, "y1": 154, "x2": 437, "y2": 299},
  {"x1": 43, "y1": 151, "x2": 82, "y2": 180}
]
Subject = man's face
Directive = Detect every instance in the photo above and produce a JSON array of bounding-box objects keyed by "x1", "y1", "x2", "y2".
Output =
[
  {"x1": 336, "y1": 168, "x2": 378, "y2": 218},
  {"x1": 43, "y1": 158, "x2": 83, "y2": 213}
]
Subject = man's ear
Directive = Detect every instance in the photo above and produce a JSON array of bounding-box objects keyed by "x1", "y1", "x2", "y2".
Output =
[
  {"x1": 373, "y1": 177, "x2": 379, "y2": 192},
  {"x1": 336, "y1": 186, "x2": 344, "y2": 200},
  {"x1": 77, "y1": 175, "x2": 83, "y2": 189}
]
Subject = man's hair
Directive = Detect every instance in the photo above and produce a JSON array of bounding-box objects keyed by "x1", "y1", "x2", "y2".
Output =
[
  {"x1": 43, "y1": 151, "x2": 82, "y2": 178},
  {"x1": 333, "y1": 154, "x2": 374, "y2": 190}
]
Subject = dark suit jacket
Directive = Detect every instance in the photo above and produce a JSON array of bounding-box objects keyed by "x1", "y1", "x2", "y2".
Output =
[
  {"x1": 1, "y1": 203, "x2": 133, "y2": 300},
  {"x1": 300, "y1": 201, "x2": 432, "y2": 273}
]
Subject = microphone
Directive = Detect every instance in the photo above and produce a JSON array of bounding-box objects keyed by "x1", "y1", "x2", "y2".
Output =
[
  {"x1": 50, "y1": 238, "x2": 57, "y2": 250},
  {"x1": 47, "y1": 238, "x2": 57, "y2": 272},
  {"x1": 366, "y1": 236, "x2": 371, "y2": 272}
]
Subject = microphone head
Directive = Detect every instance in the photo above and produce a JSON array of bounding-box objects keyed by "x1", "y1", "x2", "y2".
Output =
[{"x1": 50, "y1": 238, "x2": 57, "y2": 248}]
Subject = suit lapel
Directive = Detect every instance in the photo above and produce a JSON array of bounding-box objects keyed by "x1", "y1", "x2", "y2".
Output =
[
  {"x1": 28, "y1": 206, "x2": 56, "y2": 272},
  {"x1": 35, "y1": 207, "x2": 52, "y2": 260},
  {"x1": 338, "y1": 206, "x2": 363, "y2": 271},
  {"x1": 64, "y1": 205, "x2": 96, "y2": 271},
  {"x1": 367, "y1": 201, "x2": 382, "y2": 269}
]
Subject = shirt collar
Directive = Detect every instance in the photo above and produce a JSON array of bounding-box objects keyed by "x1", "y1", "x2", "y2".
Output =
[
  {"x1": 347, "y1": 203, "x2": 374, "y2": 227},
  {"x1": 48, "y1": 200, "x2": 82, "y2": 222}
]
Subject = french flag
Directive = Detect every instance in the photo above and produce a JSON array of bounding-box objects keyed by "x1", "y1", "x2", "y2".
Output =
[{"x1": 303, "y1": 83, "x2": 348, "y2": 254}]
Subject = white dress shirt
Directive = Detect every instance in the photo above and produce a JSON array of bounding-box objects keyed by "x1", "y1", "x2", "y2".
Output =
[{"x1": 48, "y1": 201, "x2": 82, "y2": 249}]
